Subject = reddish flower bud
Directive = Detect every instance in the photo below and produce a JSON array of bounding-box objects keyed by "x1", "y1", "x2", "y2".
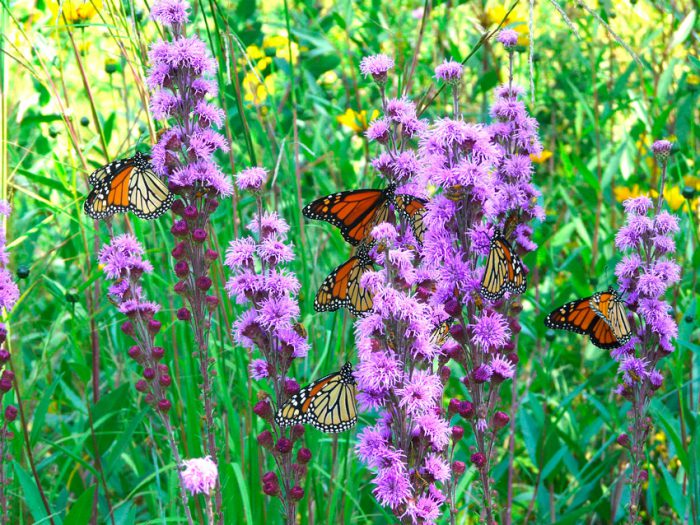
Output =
[
  {"x1": 0, "y1": 378, "x2": 12, "y2": 393},
  {"x1": 617, "y1": 433, "x2": 631, "y2": 448},
  {"x1": 449, "y1": 323, "x2": 466, "y2": 341},
  {"x1": 257, "y1": 431, "x2": 274, "y2": 449},
  {"x1": 284, "y1": 378, "x2": 300, "y2": 396},
  {"x1": 4, "y1": 405, "x2": 17, "y2": 422},
  {"x1": 276, "y1": 438, "x2": 293, "y2": 455},
  {"x1": 289, "y1": 485, "x2": 304, "y2": 501},
  {"x1": 297, "y1": 447, "x2": 312, "y2": 464},
  {"x1": 121, "y1": 321, "x2": 135, "y2": 337},
  {"x1": 290, "y1": 424, "x2": 305, "y2": 441},
  {"x1": 439, "y1": 366, "x2": 451, "y2": 383},
  {"x1": 262, "y1": 482, "x2": 279, "y2": 496},
  {"x1": 128, "y1": 345, "x2": 141, "y2": 360},
  {"x1": 171, "y1": 220, "x2": 189, "y2": 237},
  {"x1": 171, "y1": 199, "x2": 185, "y2": 215},
  {"x1": 204, "y1": 249, "x2": 218, "y2": 263},
  {"x1": 174, "y1": 281, "x2": 187, "y2": 294},
  {"x1": 509, "y1": 318, "x2": 521, "y2": 334},
  {"x1": 0, "y1": 325, "x2": 7, "y2": 343},
  {"x1": 444, "y1": 298, "x2": 461, "y2": 317},
  {"x1": 143, "y1": 368, "x2": 156, "y2": 380},
  {"x1": 171, "y1": 242, "x2": 186, "y2": 260},
  {"x1": 157, "y1": 398, "x2": 171, "y2": 412},
  {"x1": 174, "y1": 261, "x2": 189, "y2": 277},
  {"x1": 262, "y1": 471, "x2": 278, "y2": 484},
  {"x1": 192, "y1": 229, "x2": 207, "y2": 243},
  {"x1": 176, "y1": 308, "x2": 191, "y2": 321},
  {"x1": 206, "y1": 199, "x2": 219, "y2": 213},
  {"x1": 458, "y1": 400, "x2": 475, "y2": 419},
  {"x1": 159, "y1": 374, "x2": 172, "y2": 387},
  {"x1": 148, "y1": 320, "x2": 162, "y2": 334},
  {"x1": 158, "y1": 363, "x2": 168, "y2": 374},
  {"x1": 195, "y1": 276, "x2": 212, "y2": 291},
  {"x1": 452, "y1": 460, "x2": 466, "y2": 476},
  {"x1": 253, "y1": 399, "x2": 272, "y2": 420},
  {"x1": 451, "y1": 426, "x2": 464, "y2": 442},
  {"x1": 205, "y1": 295, "x2": 219, "y2": 310},
  {"x1": 183, "y1": 205, "x2": 198, "y2": 219},
  {"x1": 638, "y1": 469, "x2": 649, "y2": 482},
  {"x1": 0, "y1": 349, "x2": 10, "y2": 364},
  {"x1": 506, "y1": 352, "x2": 519, "y2": 365},
  {"x1": 493, "y1": 411, "x2": 510, "y2": 429},
  {"x1": 448, "y1": 398, "x2": 461, "y2": 417},
  {"x1": 135, "y1": 379, "x2": 148, "y2": 392},
  {"x1": 152, "y1": 347, "x2": 165, "y2": 360},
  {"x1": 470, "y1": 452, "x2": 486, "y2": 469}
]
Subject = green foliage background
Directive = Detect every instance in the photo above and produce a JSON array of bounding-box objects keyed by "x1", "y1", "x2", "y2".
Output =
[{"x1": 0, "y1": 0, "x2": 698, "y2": 523}]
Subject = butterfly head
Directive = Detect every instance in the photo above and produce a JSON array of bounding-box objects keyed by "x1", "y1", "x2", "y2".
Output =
[{"x1": 340, "y1": 362, "x2": 355, "y2": 383}]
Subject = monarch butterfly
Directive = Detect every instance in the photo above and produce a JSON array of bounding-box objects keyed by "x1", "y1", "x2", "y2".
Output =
[
  {"x1": 303, "y1": 185, "x2": 426, "y2": 245},
  {"x1": 275, "y1": 362, "x2": 357, "y2": 433},
  {"x1": 430, "y1": 318, "x2": 453, "y2": 347},
  {"x1": 480, "y1": 229, "x2": 526, "y2": 301},
  {"x1": 84, "y1": 152, "x2": 173, "y2": 220},
  {"x1": 544, "y1": 287, "x2": 632, "y2": 349},
  {"x1": 314, "y1": 242, "x2": 375, "y2": 317}
]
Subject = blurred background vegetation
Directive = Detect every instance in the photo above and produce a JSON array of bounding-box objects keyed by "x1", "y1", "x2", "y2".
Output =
[{"x1": 0, "y1": 0, "x2": 698, "y2": 523}]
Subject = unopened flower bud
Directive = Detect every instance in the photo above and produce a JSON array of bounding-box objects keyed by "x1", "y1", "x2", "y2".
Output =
[
  {"x1": 262, "y1": 471, "x2": 278, "y2": 485},
  {"x1": 253, "y1": 399, "x2": 272, "y2": 420},
  {"x1": 257, "y1": 431, "x2": 274, "y2": 449},
  {"x1": 451, "y1": 426, "x2": 464, "y2": 442},
  {"x1": 177, "y1": 308, "x2": 191, "y2": 321},
  {"x1": 297, "y1": 447, "x2": 312, "y2": 464},
  {"x1": 121, "y1": 321, "x2": 135, "y2": 337},
  {"x1": 284, "y1": 379, "x2": 300, "y2": 396},
  {"x1": 159, "y1": 374, "x2": 172, "y2": 387},
  {"x1": 0, "y1": 350, "x2": 9, "y2": 364},
  {"x1": 206, "y1": 199, "x2": 219, "y2": 213},
  {"x1": 290, "y1": 424, "x2": 305, "y2": 441},
  {"x1": 439, "y1": 365, "x2": 451, "y2": 383},
  {"x1": 157, "y1": 398, "x2": 171, "y2": 412},
  {"x1": 617, "y1": 433, "x2": 631, "y2": 448},
  {"x1": 276, "y1": 438, "x2": 293, "y2": 455},
  {"x1": 458, "y1": 400, "x2": 475, "y2": 419},
  {"x1": 448, "y1": 398, "x2": 461, "y2": 417},
  {"x1": 204, "y1": 249, "x2": 218, "y2": 262},
  {"x1": 183, "y1": 205, "x2": 198, "y2": 220},
  {"x1": 452, "y1": 461, "x2": 466, "y2": 476},
  {"x1": 171, "y1": 242, "x2": 186, "y2": 260},
  {"x1": 192, "y1": 229, "x2": 207, "y2": 243},
  {"x1": 493, "y1": 411, "x2": 510, "y2": 429},
  {"x1": 174, "y1": 261, "x2": 189, "y2": 277},
  {"x1": 128, "y1": 346, "x2": 141, "y2": 360},
  {"x1": 444, "y1": 298, "x2": 461, "y2": 317},
  {"x1": 289, "y1": 485, "x2": 304, "y2": 501},
  {"x1": 174, "y1": 281, "x2": 187, "y2": 294},
  {"x1": 171, "y1": 220, "x2": 189, "y2": 237},
  {"x1": 171, "y1": 200, "x2": 185, "y2": 215},
  {"x1": 143, "y1": 368, "x2": 156, "y2": 380},
  {"x1": 148, "y1": 320, "x2": 162, "y2": 334},
  {"x1": 470, "y1": 452, "x2": 486, "y2": 469},
  {"x1": 205, "y1": 295, "x2": 219, "y2": 310},
  {"x1": 135, "y1": 379, "x2": 148, "y2": 392},
  {"x1": 4, "y1": 405, "x2": 17, "y2": 422},
  {"x1": 152, "y1": 347, "x2": 165, "y2": 360},
  {"x1": 195, "y1": 276, "x2": 212, "y2": 291},
  {"x1": 263, "y1": 482, "x2": 279, "y2": 496}
]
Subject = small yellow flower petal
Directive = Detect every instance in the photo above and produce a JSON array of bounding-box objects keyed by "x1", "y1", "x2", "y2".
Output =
[{"x1": 530, "y1": 149, "x2": 552, "y2": 164}]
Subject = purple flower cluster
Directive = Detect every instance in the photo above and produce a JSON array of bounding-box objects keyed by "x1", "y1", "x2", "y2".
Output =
[
  {"x1": 354, "y1": 223, "x2": 453, "y2": 521},
  {"x1": 99, "y1": 235, "x2": 174, "y2": 413},
  {"x1": 612, "y1": 141, "x2": 680, "y2": 521},
  {"x1": 359, "y1": 54, "x2": 394, "y2": 84},
  {"x1": 226, "y1": 168, "x2": 310, "y2": 518},
  {"x1": 148, "y1": 2, "x2": 231, "y2": 509},
  {"x1": 0, "y1": 201, "x2": 18, "y2": 520}
]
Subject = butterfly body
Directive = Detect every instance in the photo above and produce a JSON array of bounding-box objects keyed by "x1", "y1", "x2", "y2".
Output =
[
  {"x1": 544, "y1": 287, "x2": 632, "y2": 349},
  {"x1": 480, "y1": 229, "x2": 526, "y2": 301},
  {"x1": 275, "y1": 362, "x2": 357, "y2": 433},
  {"x1": 314, "y1": 242, "x2": 375, "y2": 316},
  {"x1": 84, "y1": 152, "x2": 173, "y2": 220}
]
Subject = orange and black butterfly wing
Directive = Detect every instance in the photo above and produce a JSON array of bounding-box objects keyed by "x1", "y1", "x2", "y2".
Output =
[
  {"x1": 590, "y1": 288, "x2": 632, "y2": 346},
  {"x1": 84, "y1": 152, "x2": 172, "y2": 220},
  {"x1": 303, "y1": 187, "x2": 393, "y2": 245},
  {"x1": 480, "y1": 231, "x2": 526, "y2": 300},
  {"x1": 544, "y1": 293, "x2": 621, "y2": 349},
  {"x1": 393, "y1": 194, "x2": 427, "y2": 244},
  {"x1": 314, "y1": 243, "x2": 375, "y2": 317},
  {"x1": 84, "y1": 157, "x2": 135, "y2": 219},
  {"x1": 275, "y1": 362, "x2": 357, "y2": 433}
]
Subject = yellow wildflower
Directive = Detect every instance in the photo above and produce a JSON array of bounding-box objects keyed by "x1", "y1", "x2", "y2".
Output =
[
  {"x1": 263, "y1": 34, "x2": 300, "y2": 65},
  {"x1": 246, "y1": 45, "x2": 265, "y2": 61},
  {"x1": 318, "y1": 70, "x2": 339, "y2": 86},
  {"x1": 614, "y1": 184, "x2": 642, "y2": 203},
  {"x1": 484, "y1": 4, "x2": 529, "y2": 46},
  {"x1": 530, "y1": 149, "x2": 553, "y2": 164},
  {"x1": 243, "y1": 71, "x2": 276, "y2": 105},
  {"x1": 48, "y1": 0, "x2": 102, "y2": 24},
  {"x1": 688, "y1": 74, "x2": 700, "y2": 85},
  {"x1": 661, "y1": 186, "x2": 685, "y2": 211},
  {"x1": 684, "y1": 175, "x2": 700, "y2": 190},
  {"x1": 337, "y1": 108, "x2": 380, "y2": 134}
]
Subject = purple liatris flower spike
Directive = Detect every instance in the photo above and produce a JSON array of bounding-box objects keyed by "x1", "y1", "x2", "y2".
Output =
[
  {"x1": 227, "y1": 168, "x2": 310, "y2": 521},
  {"x1": 148, "y1": 0, "x2": 232, "y2": 513},
  {"x1": 497, "y1": 29, "x2": 519, "y2": 49},
  {"x1": 354, "y1": 223, "x2": 451, "y2": 519},
  {"x1": 434, "y1": 59, "x2": 463, "y2": 83},
  {"x1": 612, "y1": 138, "x2": 680, "y2": 522}
]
